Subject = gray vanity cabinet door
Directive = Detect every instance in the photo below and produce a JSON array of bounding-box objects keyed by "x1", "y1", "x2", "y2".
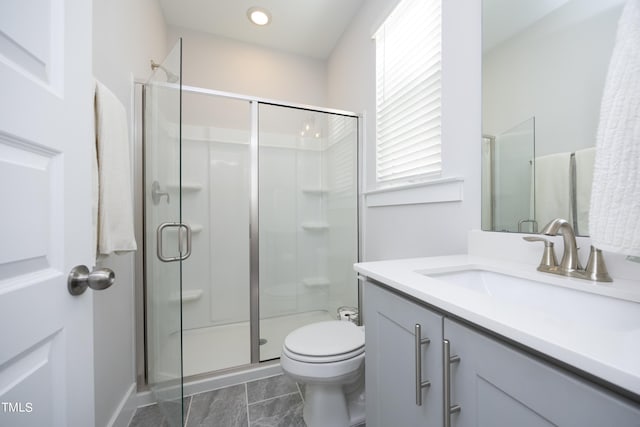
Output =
[
  {"x1": 444, "y1": 319, "x2": 640, "y2": 427},
  {"x1": 364, "y1": 282, "x2": 444, "y2": 427}
]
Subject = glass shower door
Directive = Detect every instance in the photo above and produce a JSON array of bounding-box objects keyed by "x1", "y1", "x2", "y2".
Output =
[
  {"x1": 179, "y1": 91, "x2": 252, "y2": 375},
  {"x1": 144, "y1": 40, "x2": 184, "y2": 426},
  {"x1": 258, "y1": 103, "x2": 359, "y2": 361}
]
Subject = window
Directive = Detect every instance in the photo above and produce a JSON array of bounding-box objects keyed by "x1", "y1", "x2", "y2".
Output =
[{"x1": 374, "y1": 0, "x2": 442, "y2": 185}]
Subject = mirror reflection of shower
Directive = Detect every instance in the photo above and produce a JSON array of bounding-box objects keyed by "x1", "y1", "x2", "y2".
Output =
[
  {"x1": 482, "y1": 117, "x2": 535, "y2": 233},
  {"x1": 482, "y1": 116, "x2": 596, "y2": 236}
]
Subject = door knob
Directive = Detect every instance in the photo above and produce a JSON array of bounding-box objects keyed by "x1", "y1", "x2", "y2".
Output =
[{"x1": 67, "y1": 265, "x2": 115, "y2": 296}]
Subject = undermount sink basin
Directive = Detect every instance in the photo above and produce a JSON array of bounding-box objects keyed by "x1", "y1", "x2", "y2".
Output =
[{"x1": 424, "y1": 268, "x2": 640, "y2": 333}]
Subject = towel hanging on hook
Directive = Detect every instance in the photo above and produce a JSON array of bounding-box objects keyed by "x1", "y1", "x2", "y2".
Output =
[{"x1": 93, "y1": 79, "x2": 137, "y2": 257}]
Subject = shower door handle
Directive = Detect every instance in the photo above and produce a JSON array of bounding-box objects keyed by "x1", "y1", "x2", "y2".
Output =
[{"x1": 157, "y1": 222, "x2": 192, "y2": 262}]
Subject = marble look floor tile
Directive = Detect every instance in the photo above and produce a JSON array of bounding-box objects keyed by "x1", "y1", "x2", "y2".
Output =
[
  {"x1": 186, "y1": 384, "x2": 248, "y2": 427},
  {"x1": 182, "y1": 396, "x2": 192, "y2": 424},
  {"x1": 247, "y1": 375, "x2": 299, "y2": 404},
  {"x1": 130, "y1": 397, "x2": 191, "y2": 427},
  {"x1": 248, "y1": 393, "x2": 305, "y2": 427},
  {"x1": 129, "y1": 404, "x2": 169, "y2": 427}
]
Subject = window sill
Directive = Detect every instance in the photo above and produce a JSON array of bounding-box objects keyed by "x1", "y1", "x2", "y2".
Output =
[{"x1": 364, "y1": 177, "x2": 464, "y2": 207}]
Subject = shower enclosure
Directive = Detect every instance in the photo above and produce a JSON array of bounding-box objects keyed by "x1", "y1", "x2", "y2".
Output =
[
  {"x1": 482, "y1": 117, "x2": 535, "y2": 233},
  {"x1": 141, "y1": 40, "x2": 359, "y2": 426}
]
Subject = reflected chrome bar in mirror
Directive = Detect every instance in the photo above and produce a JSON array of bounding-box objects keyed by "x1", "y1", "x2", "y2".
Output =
[{"x1": 481, "y1": 0, "x2": 627, "y2": 236}]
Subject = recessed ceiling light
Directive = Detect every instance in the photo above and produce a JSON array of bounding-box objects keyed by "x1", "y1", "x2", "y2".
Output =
[{"x1": 247, "y1": 7, "x2": 271, "y2": 26}]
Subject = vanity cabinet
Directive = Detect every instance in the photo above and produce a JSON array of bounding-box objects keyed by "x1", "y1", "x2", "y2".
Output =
[
  {"x1": 444, "y1": 318, "x2": 640, "y2": 427},
  {"x1": 364, "y1": 282, "x2": 444, "y2": 427},
  {"x1": 363, "y1": 281, "x2": 640, "y2": 427}
]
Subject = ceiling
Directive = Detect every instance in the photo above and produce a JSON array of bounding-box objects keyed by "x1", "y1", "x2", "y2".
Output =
[{"x1": 158, "y1": 0, "x2": 365, "y2": 60}]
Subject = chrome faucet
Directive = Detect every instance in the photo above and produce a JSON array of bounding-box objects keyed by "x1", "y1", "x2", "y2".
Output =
[{"x1": 523, "y1": 218, "x2": 612, "y2": 282}]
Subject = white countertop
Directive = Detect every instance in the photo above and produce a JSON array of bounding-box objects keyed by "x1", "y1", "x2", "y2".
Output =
[{"x1": 354, "y1": 255, "x2": 640, "y2": 398}]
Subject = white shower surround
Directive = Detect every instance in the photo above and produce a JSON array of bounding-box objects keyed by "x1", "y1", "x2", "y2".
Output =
[{"x1": 177, "y1": 121, "x2": 357, "y2": 333}]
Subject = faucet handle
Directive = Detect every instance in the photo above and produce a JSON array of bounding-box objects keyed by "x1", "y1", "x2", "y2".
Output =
[
  {"x1": 523, "y1": 236, "x2": 549, "y2": 243},
  {"x1": 523, "y1": 236, "x2": 559, "y2": 271},
  {"x1": 584, "y1": 246, "x2": 613, "y2": 282}
]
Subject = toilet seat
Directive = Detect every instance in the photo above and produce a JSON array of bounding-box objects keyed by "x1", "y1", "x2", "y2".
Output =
[
  {"x1": 283, "y1": 320, "x2": 364, "y2": 363},
  {"x1": 283, "y1": 345, "x2": 364, "y2": 363}
]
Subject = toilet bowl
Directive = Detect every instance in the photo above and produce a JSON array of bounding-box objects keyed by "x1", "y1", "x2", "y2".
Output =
[{"x1": 280, "y1": 320, "x2": 365, "y2": 427}]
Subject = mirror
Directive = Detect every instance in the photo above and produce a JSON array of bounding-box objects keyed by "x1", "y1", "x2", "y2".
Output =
[{"x1": 481, "y1": 0, "x2": 626, "y2": 236}]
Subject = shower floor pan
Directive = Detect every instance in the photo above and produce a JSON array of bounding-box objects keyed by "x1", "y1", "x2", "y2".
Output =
[{"x1": 182, "y1": 310, "x2": 335, "y2": 377}]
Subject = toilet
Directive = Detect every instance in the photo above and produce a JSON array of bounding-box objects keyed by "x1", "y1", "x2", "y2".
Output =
[{"x1": 280, "y1": 320, "x2": 365, "y2": 427}]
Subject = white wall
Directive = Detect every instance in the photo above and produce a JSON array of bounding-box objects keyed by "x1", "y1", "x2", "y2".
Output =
[
  {"x1": 328, "y1": 0, "x2": 482, "y2": 261},
  {"x1": 92, "y1": 1, "x2": 167, "y2": 426},
  {"x1": 168, "y1": 27, "x2": 327, "y2": 107}
]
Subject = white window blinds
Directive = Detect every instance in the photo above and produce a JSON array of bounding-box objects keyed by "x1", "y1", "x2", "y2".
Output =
[{"x1": 374, "y1": 0, "x2": 442, "y2": 184}]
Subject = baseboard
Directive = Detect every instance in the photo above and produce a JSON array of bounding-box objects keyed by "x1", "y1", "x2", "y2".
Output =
[{"x1": 106, "y1": 383, "x2": 137, "y2": 427}]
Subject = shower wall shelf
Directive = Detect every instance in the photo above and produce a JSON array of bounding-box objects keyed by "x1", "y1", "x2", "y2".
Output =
[
  {"x1": 170, "y1": 289, "x2": 203, "y2": 303},
  {"x1": 187, "y1": 224, "x2": 203, "y2": 234},
  {"x1": 302, "y1": 277, "x2": 330, "y2": 288},
  {"x1": 302, "y1": 188, "x2": 329, "y2": 195},
  {"x1": 301, "y1": 222, "x2": 329, "y2": 230},
  {"x1": 167, "y1": 182, "x2": 203, "y2": 192}
]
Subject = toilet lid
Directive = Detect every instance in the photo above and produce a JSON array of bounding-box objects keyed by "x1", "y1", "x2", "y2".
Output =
[{"x1": 284, "y1": 320, "x2": 364, "y2": 359}]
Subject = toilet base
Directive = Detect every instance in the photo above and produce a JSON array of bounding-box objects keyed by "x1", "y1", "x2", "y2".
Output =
[{"x1": 303, "y1": 383, "x2": 365, "y2": 427}]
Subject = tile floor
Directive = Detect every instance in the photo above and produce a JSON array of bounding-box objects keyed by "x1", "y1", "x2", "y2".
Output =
[{"x1": 130, "y1": 374, "x2": 306, "y2": 427}]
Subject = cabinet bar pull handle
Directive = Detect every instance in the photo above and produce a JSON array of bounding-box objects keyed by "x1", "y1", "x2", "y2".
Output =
[
  {"x1": 414, "y1": 324, "x2": 431, "y2": 406},
  {"x1": 443, "y1": 339, "x2": 461, "y2": 427}
]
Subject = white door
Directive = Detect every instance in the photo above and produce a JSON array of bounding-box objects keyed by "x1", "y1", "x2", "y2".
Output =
[{"x1": 0, "y1": 1, "x2": 95, "y2": 427}]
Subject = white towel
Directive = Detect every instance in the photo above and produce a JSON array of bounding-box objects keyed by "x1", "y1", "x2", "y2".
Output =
[
  {"x1": 589, "y1": 0, "x2": 640, "y2": 257},
  {"x1": 534, "y1": 152, "x2": 572, "y2": 230},
  {"x1": 574, "y1": 147, "x2": 596, "y2": 236},
  {"x1": 94, "y1": 80, "x2": 137, "y2": 256}
]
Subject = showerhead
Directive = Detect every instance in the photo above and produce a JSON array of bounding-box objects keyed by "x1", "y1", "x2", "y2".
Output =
[{"x1": 150, "y1": 60, "x2": 179, "y2": 83}]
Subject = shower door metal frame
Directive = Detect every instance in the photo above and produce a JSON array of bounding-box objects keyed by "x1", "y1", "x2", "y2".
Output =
[
  {"x1": 249, "y1": 100, "x2": 260, "y2": 364},
  {"x1": 135, "y1": 82, "x2": 362, "y2": 382}
]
